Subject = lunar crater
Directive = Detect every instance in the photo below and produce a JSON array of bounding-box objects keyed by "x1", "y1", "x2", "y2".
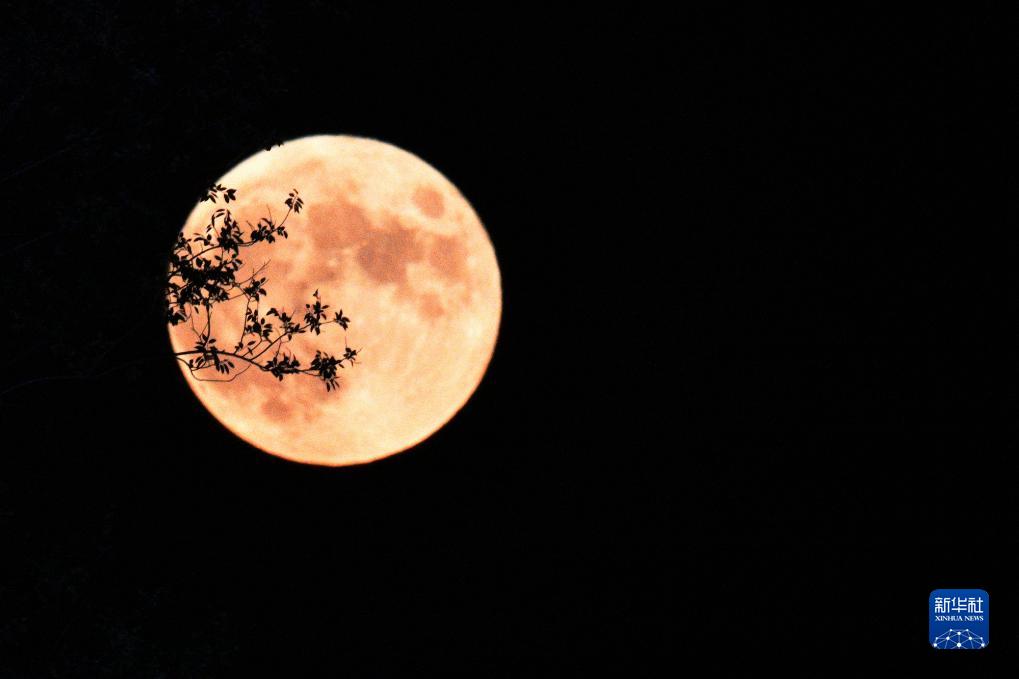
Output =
[{"x1": 413, "y1": 185, "x2": 445, "y2": 218}]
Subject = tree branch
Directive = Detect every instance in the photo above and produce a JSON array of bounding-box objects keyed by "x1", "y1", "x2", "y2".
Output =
[{"x1": 167, "y1": 188, "x2": 354, "y2": 391}]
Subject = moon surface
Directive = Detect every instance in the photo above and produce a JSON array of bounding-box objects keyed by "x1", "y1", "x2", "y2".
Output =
[{"x1": 168, "y1": 135, "x2": 501, "y2": 466}]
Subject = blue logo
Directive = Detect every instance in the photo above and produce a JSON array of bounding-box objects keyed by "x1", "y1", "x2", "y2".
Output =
[{"x1": 930, "y1": 589, "x2": 988, "y2": 650}]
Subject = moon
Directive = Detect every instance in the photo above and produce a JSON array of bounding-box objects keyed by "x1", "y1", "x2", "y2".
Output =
[{"x1": 168, "y1": 135, "x2": 501, "y2": 466}]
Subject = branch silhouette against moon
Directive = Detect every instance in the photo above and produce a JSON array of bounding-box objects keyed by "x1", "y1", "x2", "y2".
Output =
[{"x1": 166, "y1": 185, "x2": 358, "y2": 391}]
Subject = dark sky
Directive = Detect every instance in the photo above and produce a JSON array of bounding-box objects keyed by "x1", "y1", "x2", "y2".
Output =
[{"x1": 0, "y1": 4, "x2": 1012, "y2": 675}]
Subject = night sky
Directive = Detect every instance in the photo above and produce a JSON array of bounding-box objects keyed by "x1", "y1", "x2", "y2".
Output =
[{"x1": 0, "y1": 5, "x2": 1011, "y2": 675}]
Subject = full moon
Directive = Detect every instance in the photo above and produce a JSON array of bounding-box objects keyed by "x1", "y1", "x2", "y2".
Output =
[{"x1": 168, "y1": 135, "x2": 501, "y2": 466}]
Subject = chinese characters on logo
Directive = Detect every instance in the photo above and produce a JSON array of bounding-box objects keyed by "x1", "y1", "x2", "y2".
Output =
[{"x1": 933, "y1": 596, "x2": 984, "y2": 615}]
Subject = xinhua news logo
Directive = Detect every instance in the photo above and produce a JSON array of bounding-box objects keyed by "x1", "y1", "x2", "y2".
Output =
[{"x1": 929, "y1": 589, "x2": 988, "y2": 650}]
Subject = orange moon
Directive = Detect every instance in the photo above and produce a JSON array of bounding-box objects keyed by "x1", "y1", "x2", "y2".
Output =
[{"x1": 168, "y1": 135, "x2": 502, "y2": 466}]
